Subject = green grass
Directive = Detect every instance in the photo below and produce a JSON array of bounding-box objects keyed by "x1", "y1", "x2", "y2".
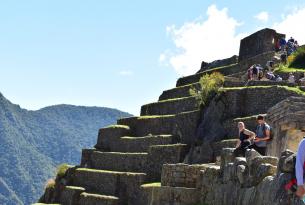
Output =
[
  {"x1": 121, "y1": 135, "x2": 172, "y2": 139},
  {"x1": 76, "y1": 168, "x2": 145, "y2": 175},
  {"x1": 204, "y1": 63, "x2": 238, "y2": 72},
  {"x1": 65, "y1": 186, "x2": 85, "y2": 191},
  {"x1": 233, "y1": 114, "x2": 266, "y2": 121},
  {"x1": 106, "y1": 124, "x2": 130, "y2": 129},
  {"x1": 141, "y1": 182, "x2": 161, "y2": 188},
  {"x1": 274, "y1": 64, "x2": 305, "y2": 73},
  {"x1": 222, "y1": 85, "x2": 305, "y2": 96},
  {"x1": 137, "y1": 114, "x2": 175, "y2": 119},
  {"x1": 145, "y1": 96, "x2": 195, "y2": 106}
]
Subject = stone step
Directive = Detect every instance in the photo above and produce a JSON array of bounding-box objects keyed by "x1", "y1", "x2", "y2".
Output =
[
  {"x1": 79, "y1": 192, "x2": 119, "y2": 205},
  {"x1": 212, "y1": 139, "x2": 240, "y2": 161},
  {"x1": 176, "y1": 63, "x2": 240, "y2": 87},
  {"x1": 72, "y1": 168, "x2": 146, "y2": 205},
  {"x1": 159, "y1": 83, "x2": 200, "y2": 101},
  {"x1": 81, "y1": 150, "x2": 148, "y2": 172},
  {"x1": 159, "y1": 79, "x2": 297, "y2": 102},
  {"x1": 95, "y1": 125, "x2": 131, "y2": 151},
  {"x1": 140, "y1": 96, "x2": 198, "y2": 115},
  {"x1": 146, "y1": 144, "x2": 189, "y2": 181},
  {"x1": 161, "y1": 163, "x2": 212, "y2": 188},
  {"x1": 117, "y1": 110, "x2": 201, "y2": 145},
  {"x1": 140, "y1": 183, "x2": 200, "y2": 205},
  {"x1": 60, "y1": 186, "x2": 85, "y2": 205},
  {"x1": 110, "y1": 134, "x2": 176, "y2": 152}
]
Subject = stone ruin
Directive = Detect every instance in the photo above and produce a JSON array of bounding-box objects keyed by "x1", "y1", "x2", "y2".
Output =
[
  {"x1": 35, "y1": 28, "x2": 305, "y2": 205},
  {"x1": 238, "y1": 28, "x2": 285, "y2": 62}
]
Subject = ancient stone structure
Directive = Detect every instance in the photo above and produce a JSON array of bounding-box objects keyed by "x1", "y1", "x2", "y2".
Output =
[
  {"x1": 198, "y1": 55, "x2": 239, "y2": 73},
  {"x1": 267, "y1": 96, "x2": 305, "y2": 157},
  {"x1": 239, "y1": 28, "x2": 285, "y2": 62},
  {"x1": 37, "y1": 28, "x2": 305, "y2": 205}
]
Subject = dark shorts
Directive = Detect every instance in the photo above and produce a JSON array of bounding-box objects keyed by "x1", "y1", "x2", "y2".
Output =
[{"x1": 248, "y1": 144, "x2": 266, "y2": 156}]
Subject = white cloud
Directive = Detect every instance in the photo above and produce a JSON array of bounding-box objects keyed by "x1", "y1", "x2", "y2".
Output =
[
  {"x1": 254, "y1": 11, "x2": 269, "y2": 22},
  {"x1": 273, "y1": 6, "x2": 305, "y2": 45},
  {"x1": 161, "y1": 5, "x2": 246, "y2": 76},
  {"x1": 118, "y1": 70, "x2": 133, "y2": 76}
]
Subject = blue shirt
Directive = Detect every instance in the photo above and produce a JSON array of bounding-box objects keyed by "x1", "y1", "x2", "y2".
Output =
[{"x1": 255, "y1": 123, "x2": 270, "y2": 147}]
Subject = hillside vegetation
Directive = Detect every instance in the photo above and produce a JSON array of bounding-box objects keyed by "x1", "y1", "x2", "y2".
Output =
[{"x1": 0, "y1": 92, "x2": 132, "y2": 205}]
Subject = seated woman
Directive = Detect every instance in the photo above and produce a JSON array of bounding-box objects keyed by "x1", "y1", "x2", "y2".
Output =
[{"x1": 233, "y1": 122, "x2": 255, "y2": 157}]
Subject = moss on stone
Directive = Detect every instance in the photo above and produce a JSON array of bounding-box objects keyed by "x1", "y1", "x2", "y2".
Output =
[
  {"x1": 137, "y1": 114, "x2": 175, "y2": 119},
  {"x1": 221, "y1": 85, "x2": 305, "y2": 96},
  {"x1": 150, "y1": 143, "x2": 187, "y2": 148},
  {"x1": 65, "y1": 186, "x2": 86, "y2": 191},
  {"x1": 106, "y1": 124, "x2": 130, "y2": 129},
  {"x1": 233, "y1": 114, "x2": 266, "y2": 121},
  {"x1": 94, "y1": 151, "x2": 148, "y2": 155},
  {"x1": 76, "y1": 168, "x2": 145, "y2": 176},
  {"x1": 121, "y1": 135, "x2": 172, "y2": 140},
  {"x1": 141, "y1": 182, "x2": 161, "y2": 188},
  {"x1": 274, "y1": 64, "x2": 305, "y2": 73},
  {"x1": 80, "y1": 192, "x2": 118, "y2": 200},
  {"x1": 56, "y1": 163, "x2": 72, "y2": 178}
]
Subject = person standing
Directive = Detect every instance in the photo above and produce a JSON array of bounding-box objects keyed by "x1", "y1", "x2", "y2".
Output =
[
  {"x1": 296, "y1": 138, "x2": 305, "y2": 198},
  {"x1": 248, "y1": 115, "x2": 271, "y2": 155}
]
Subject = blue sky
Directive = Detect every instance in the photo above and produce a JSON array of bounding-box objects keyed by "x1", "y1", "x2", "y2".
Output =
[{"x1": 1, "y1": 1, "x2": 305, "y2": 115}]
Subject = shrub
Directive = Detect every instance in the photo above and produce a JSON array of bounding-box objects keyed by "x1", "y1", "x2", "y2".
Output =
[
  {"x1": 56, "y1": 163, "x2": 70, "y2": 178},
  {"x1": 288, "y1": 46, "x2": 305, "y2": 69},
  {"x1": 189, "y1": 72, "x2": 224, "y2": 107},
  {"x1": 45, "y1": 179, "x2": 55, "y2": 189}
]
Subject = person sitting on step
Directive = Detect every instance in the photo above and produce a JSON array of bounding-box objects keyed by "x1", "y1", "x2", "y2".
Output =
[
  {"x1": 233, "y1": 122, "x2": 255, "y2": 157},
  {"x1": 248, "y1": 115, "x2": 271, "y2": 156},
  {"x1": 288, "y1": 72, "x2": 296, "y2": 84}
]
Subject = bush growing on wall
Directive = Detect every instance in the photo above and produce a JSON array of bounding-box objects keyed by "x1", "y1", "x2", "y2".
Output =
[
  {"x1": 288, "y1": 46, "x2": 305, "y2": 68},
  {"x1": 189, "y1": 72, "x2": 224, "y2": 107}
]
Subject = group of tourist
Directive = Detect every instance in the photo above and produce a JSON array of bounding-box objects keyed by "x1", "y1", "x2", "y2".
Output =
[
  {"x1": 233, "y1": 115, "x2": 270, "y2": 157},
  {"x1": 247, "y1": 63, "x2": 283, "y2": 82},
  {"x1": 277, "y1": 36, "x2": 299, "y2": 55}
]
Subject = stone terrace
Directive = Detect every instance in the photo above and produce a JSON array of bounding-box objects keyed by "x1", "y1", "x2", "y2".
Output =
[{"x1": 37, "y1": 28, "x2": 305, "y2": 205}]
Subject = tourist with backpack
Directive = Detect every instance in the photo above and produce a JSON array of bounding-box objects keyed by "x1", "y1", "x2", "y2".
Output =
[
  {"x1": 248, "y1": 115, "x2": 271, "y2": 155},
  {"x1": 233, "y1": 122, "x2": 255, "y2": 157}
]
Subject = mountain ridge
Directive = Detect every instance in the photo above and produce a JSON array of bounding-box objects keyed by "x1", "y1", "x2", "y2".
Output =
[{"x1": 0, "y1": 92, "x2": 132, "y2": 205}]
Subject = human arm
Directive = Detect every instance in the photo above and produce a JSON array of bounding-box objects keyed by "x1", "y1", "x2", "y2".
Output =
[
  {"x1": 296, "y1": 139, "x2": 305, "y2": 197},
  {"x1": 235, "y1": 140, "x2": 241, "y2": 148},
  {"x1": 254, "y1": 125, "x2": 270, "y2": 142},
  {"x1": 243, "y1": 129, "x2": 255, "y2": 140}
]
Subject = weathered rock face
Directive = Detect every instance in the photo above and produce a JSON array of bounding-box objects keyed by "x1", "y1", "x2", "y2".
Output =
[
  {"x1": 267, "y1": 96, "x2": 305, "y2": 157},
  {"x1": 239, "y1": 28, "x2": 285, "y2": 62},
  {"x1": 198, "y1": 55, "x2": 239, "y2": 73},
  {"x1": 198, "y1": 86, "x2": 300, "y2": 143},
  {"x1": 196, "y1": 149, "x2": 303, "y2": 205}
]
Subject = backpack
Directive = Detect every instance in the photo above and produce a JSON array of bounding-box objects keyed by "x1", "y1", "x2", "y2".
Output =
[
  {"x1": 285, "y1": 155, "x2": 305, "y2": 193},
  {"x1": 256, "y1": 123, "x2": 273, "y2": 141}
]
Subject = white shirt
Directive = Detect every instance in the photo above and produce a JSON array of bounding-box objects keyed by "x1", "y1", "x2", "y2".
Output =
[{"x1": 296, "y1": 139, "x2": 305, "y2": 185}]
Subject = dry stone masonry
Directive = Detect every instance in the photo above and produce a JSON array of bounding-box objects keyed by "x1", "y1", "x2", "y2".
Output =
[{"x1": 37, "y1": 28, "x2": 305, "y2": 205}]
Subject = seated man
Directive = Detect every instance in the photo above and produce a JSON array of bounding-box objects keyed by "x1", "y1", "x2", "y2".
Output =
[
  {"x1": 233, "y1": 122, "x2": 255, "y2": 157},
  {"x1": 248, "y1": 115, "x2": 271, "y2": 155}
]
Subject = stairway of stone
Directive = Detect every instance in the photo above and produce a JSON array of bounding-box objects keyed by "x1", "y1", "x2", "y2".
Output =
[{"x1": 39, "y1": 55, "x2": 304, "y2": 205}]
